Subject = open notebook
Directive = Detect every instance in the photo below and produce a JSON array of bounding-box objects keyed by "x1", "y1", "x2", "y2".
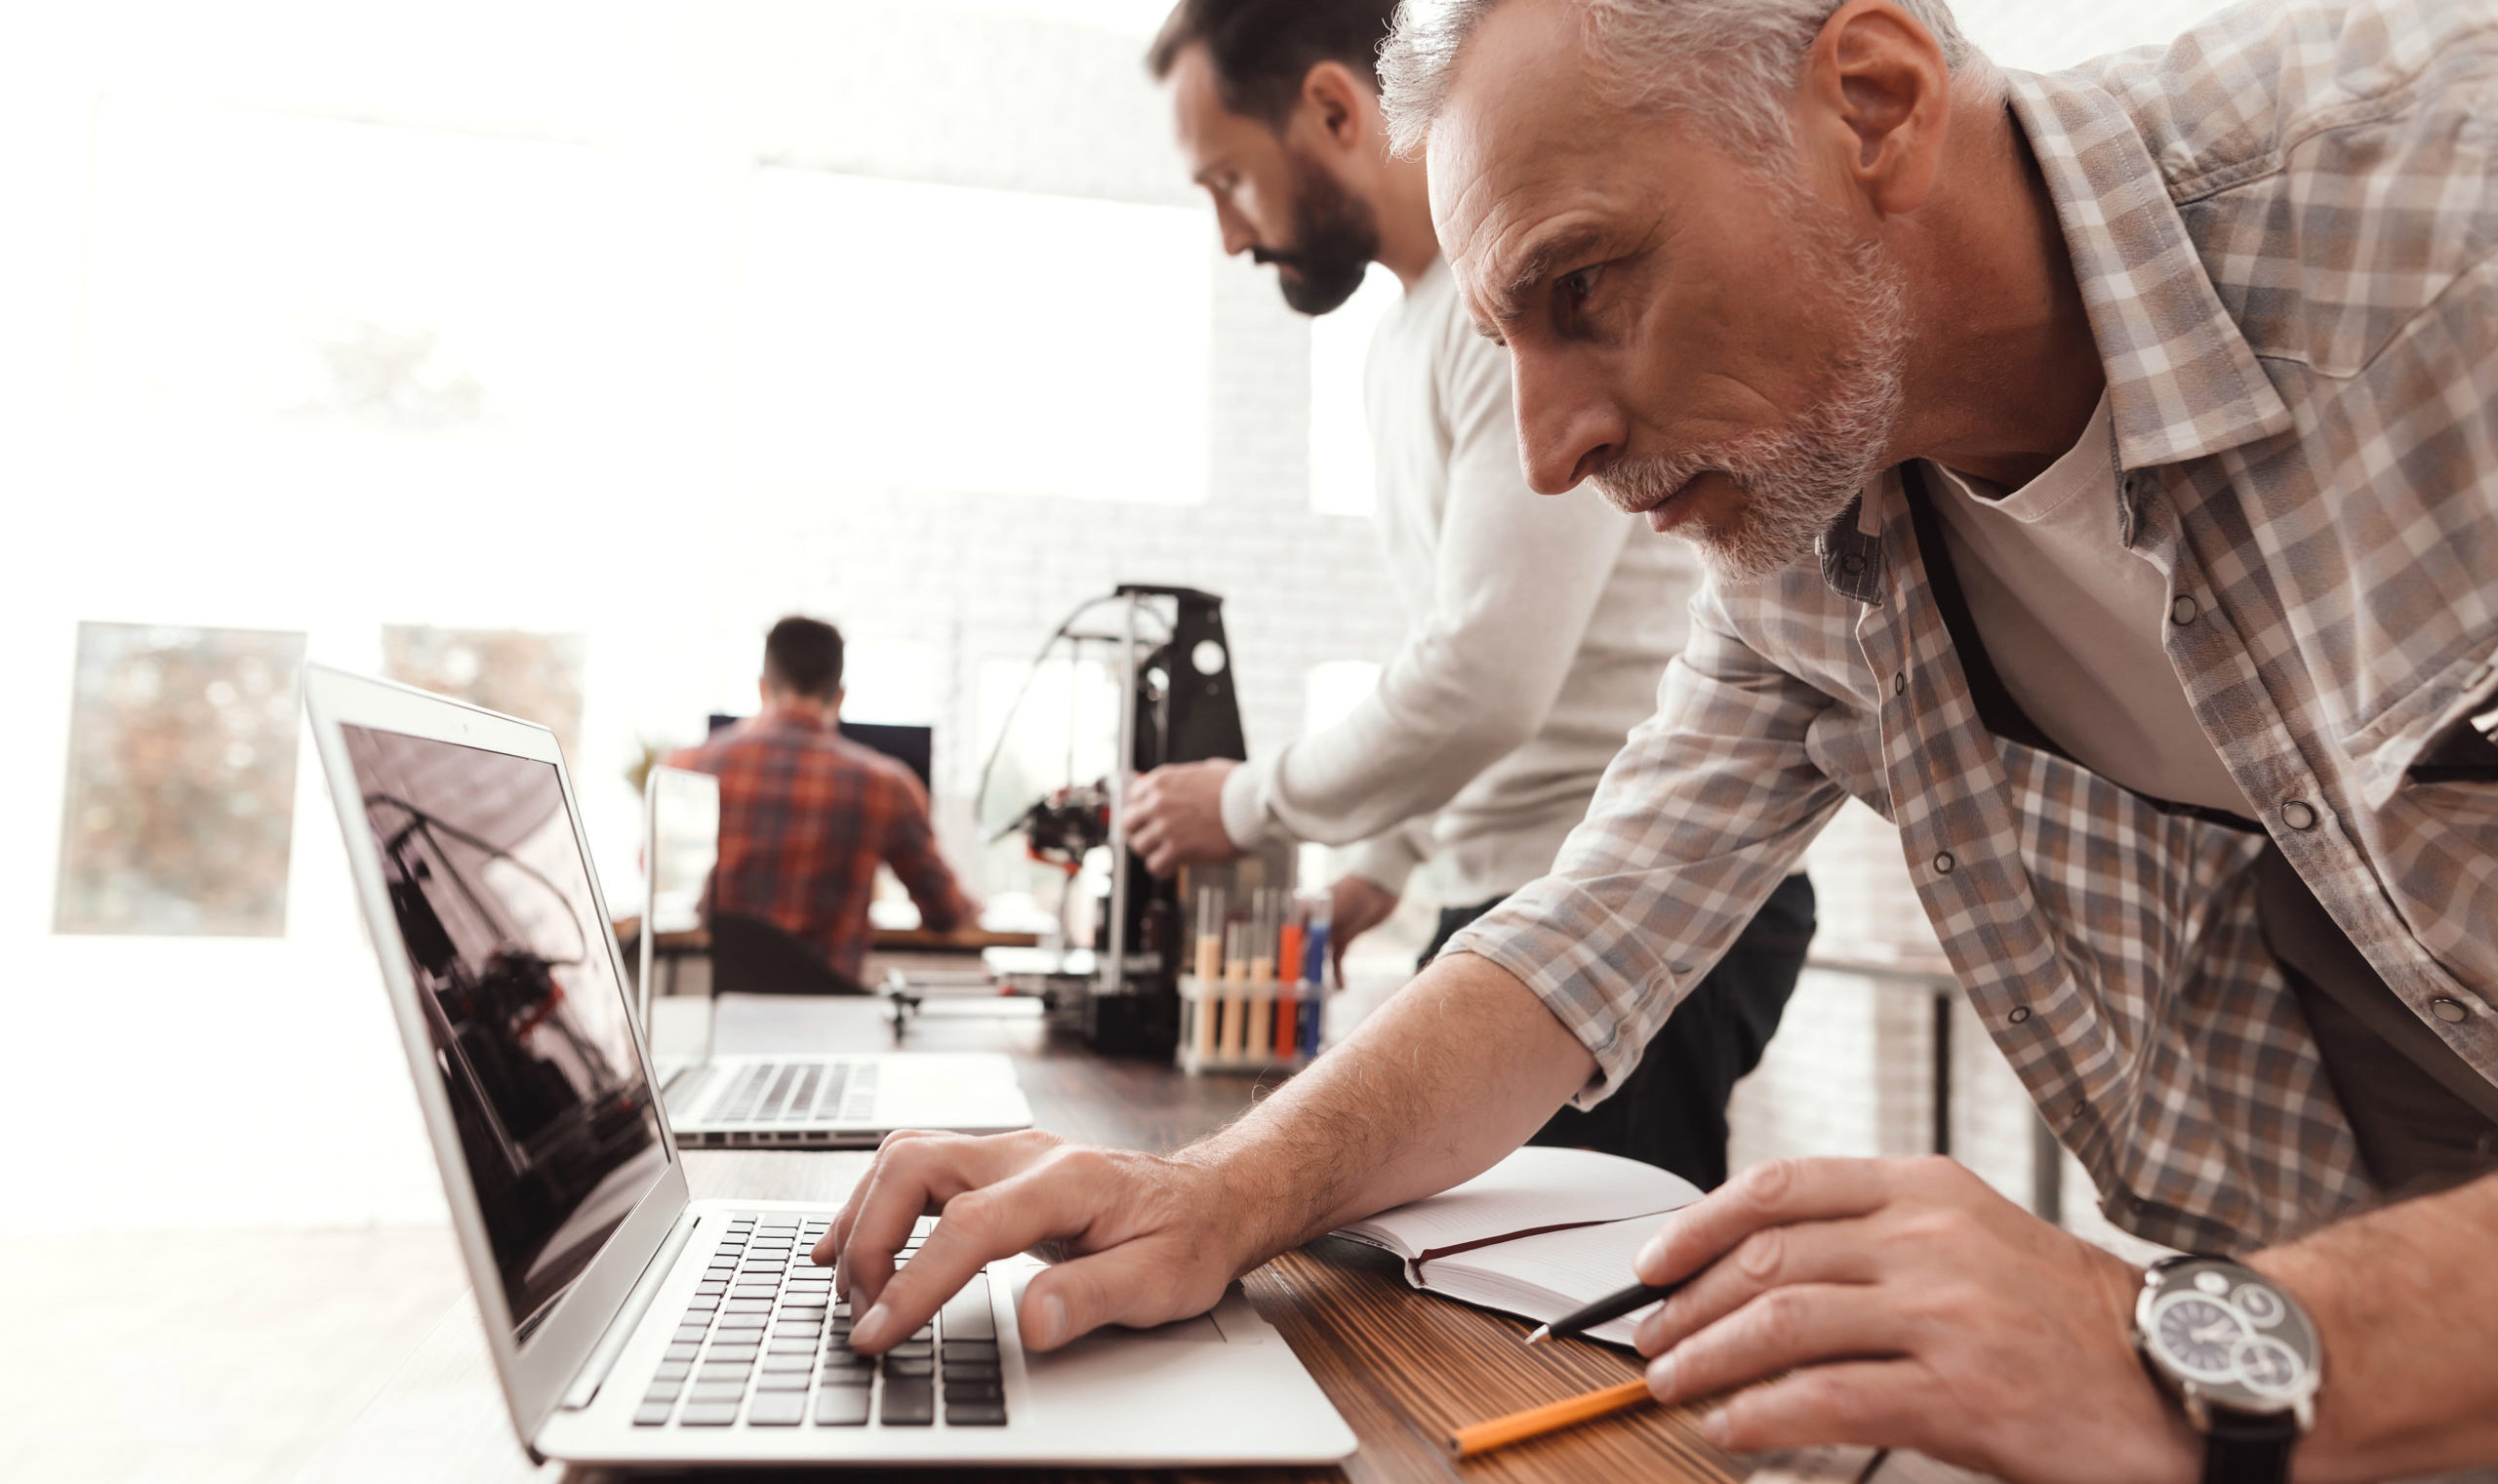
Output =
[{"x1": 1329, "y1": 1145, "x2": 1703, "y2": 1345}]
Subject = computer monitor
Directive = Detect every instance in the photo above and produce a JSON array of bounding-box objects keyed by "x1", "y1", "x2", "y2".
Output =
[
  {"x1": 837, "y1": 722, "x2": 933, "y2": 791},
  {"x1": 705, "y1": 713, "x2": 933, "y2": 791}
]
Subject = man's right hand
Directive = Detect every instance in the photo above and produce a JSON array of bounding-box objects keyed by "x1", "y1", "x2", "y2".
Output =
[
  {"x1": 812, "y1": 1129, "x2": 1256, "y2": 1355},
  {"x1": 1328, "y1": 874, "x2": 1401, "y2": 974}
]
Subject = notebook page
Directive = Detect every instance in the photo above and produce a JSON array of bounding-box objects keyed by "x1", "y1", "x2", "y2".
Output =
[
  {"x1": 1332, "y1": 1145, "x2": 1700, "y2": 1261},
  {"x1": 1424, "y1": 1216, "x2": 1673, "y2": 1345}
]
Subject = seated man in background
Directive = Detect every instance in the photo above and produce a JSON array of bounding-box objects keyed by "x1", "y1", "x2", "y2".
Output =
[
  {"x1": 670, "y1": 617, "x2": 975, "y2": 988},
  {"x1": 1122, "y1": 0, "x2": 1813, "y2": 1189}
]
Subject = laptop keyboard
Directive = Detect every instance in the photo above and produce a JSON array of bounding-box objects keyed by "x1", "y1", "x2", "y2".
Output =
[
  {"x1": 706, "y1": 1062, "x2": 879, "y2": 1125},
  {"x1": 633, "y1": 1214, "x2": 1006, "y2": 1429}
]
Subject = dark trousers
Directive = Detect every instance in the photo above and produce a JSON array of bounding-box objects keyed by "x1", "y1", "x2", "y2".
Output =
[{"x1": 1421, "y1": 873, "x2": 1816, "y2": 1190}]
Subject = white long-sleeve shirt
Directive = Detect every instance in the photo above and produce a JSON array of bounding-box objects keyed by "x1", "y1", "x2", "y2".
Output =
[{"x1": 1219, "y1": 257, "x2": 1697, "y2": 903}]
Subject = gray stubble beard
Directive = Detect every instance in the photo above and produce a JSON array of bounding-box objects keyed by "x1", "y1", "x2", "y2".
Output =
[{"x1": 1591, "y1": 214, "x2": 1911, "y2": 584}]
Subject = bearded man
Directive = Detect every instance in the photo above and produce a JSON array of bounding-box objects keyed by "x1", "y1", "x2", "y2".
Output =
[
  {"x1": 1123, "y1": 0, "x2": 1816, "y2": 1189},
  {"x1": 814, "y1": 1, "x2": 2498, "y2": 1477}
]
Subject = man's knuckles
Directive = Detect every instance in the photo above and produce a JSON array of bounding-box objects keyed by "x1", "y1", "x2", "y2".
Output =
[
  {"x1": 1887, "y1": 1202, "x2": 1984, "y2": 1253},
  {"x1": 1731, "y1": 1226, "x2": 1789, "y2": 1283},
  {"x1": 1729, "y1": 1156, "x2": 1799, "y2": 1215},
  {"x1": 936, "y1": 1186, "x2": 1012, "y2": 1244},
  {"x1": 1037, "y1": 1141, "x2": 1121, "y2": 1186}
]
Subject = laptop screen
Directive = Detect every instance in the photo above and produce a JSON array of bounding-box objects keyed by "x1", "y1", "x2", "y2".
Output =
[{"x1": 342, "y1": 722, "x2": 669, "y2": 1343}]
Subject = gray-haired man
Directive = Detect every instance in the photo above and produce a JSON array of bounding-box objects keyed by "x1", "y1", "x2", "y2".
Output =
[{"x1": 818, "y1": 2, "x2": 2498, "y2": 1477}]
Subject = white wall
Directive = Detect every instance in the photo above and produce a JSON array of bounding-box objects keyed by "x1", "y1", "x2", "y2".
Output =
[{"x1": 0, "y1": 0, "x2": 1407, "y2": 1232}]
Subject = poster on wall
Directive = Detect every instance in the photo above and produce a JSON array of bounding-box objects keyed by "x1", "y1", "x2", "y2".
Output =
[
  {"x1": 381, "y1": 626, "x2": 586, "y2": 764},
  {"x1": 53, "y1": 622, "x2": 307, "y2": 937}
]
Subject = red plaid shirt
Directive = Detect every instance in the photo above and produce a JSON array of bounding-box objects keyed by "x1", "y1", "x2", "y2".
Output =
[{"x1": 669, "y1": 712, "x2": 972, "y2": 982}]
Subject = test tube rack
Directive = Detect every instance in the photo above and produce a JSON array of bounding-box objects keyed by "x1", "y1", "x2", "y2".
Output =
[{"x1": 1175, "y1": 975, "x2": 1320, "y2": 1076}]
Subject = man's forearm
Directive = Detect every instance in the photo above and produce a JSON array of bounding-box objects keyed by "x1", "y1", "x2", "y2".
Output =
[
  {"x1": 2252, "y1": 1169, "x2": 2498, "y2": 1481},
  {"x1": 1173, "y1": 950, "x2": 1596, "y2": 1274}
]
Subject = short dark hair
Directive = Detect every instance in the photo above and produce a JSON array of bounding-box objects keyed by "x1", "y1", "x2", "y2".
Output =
[
  {"x1": 1147, "y1": 0, "x2": 1401, "y2": 126},
  {"x1": 762, "y1": 617, "x2": 843, "y2": 700}
]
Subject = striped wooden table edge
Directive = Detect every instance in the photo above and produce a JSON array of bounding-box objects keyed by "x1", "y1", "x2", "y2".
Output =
[{"x1": 1243, "y1": 1236, "x2": 1741, "y2": 1484}]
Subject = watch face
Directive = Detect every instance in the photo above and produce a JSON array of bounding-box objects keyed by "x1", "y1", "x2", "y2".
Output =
[
  {"x1": 2150, "y1": 1291, "x2": 2247, "y2": 1381},
  {"x1": 2233, "y1": 1336, "x2": 2308, "y2": 1398},
  {"x1": 2138, "y1": 1259, "x2": 2321, "y2": 1416}
]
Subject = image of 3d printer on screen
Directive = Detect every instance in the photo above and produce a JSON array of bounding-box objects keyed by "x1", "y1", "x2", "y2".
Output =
[{"x1": 344, "y1": 724, "x2": 667, "y2": 1340}]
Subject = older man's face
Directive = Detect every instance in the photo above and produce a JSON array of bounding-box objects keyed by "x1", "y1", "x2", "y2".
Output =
[{"x1": 1429, "y1": 0, "x2": 1908, "y2": 581}]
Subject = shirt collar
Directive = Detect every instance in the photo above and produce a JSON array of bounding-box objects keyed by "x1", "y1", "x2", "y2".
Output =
[
  {"x1": 1814, "y1": 68, "x2": 2295, "y2": 601},
  {"x1": 2004, "y1": 68, "x2": 2293, "y2": 471}
]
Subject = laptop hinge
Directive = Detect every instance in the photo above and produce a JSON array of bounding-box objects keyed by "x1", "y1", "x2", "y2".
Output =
[{"x1": 559, "y1": 1210, "x2": 701, "y2": 1412}]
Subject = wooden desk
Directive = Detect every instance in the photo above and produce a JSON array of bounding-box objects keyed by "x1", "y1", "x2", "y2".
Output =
[{"x1": 304, "y1": 1001, "x2": 1980, "y2": 1484}]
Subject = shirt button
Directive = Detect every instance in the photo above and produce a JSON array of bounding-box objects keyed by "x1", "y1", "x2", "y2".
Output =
[
  {"x1": 1841, "y1": 553, "x2": 1866, "y2": 575},
  {"x1": 2281, "y1": 800, "x2": 2318, "y2": 831},
  {"x1": 1893, "y1": 671, "x2": 1906, "y2": 696},
  {"x1": 1933, "y1": 851, "x2": 1955, "y2": 875},
  {"x1": 2433, "y1": 998, "x2": 2470, "y2": 1024},
  {"x1": 2170, "y1": 594, "x2": 2199, "y2": 625},
  {"x1": 2008, "y1": 1006, "x2": 2033, "y2": 1024}
]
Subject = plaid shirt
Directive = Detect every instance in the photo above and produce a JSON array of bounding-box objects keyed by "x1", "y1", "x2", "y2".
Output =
[
  {"x1": 670, "y1": 714, "x2": 971, "y2": 983},
  {"x1": 1452, "y1": 0, "x2": 2498, "y2": 1255}
]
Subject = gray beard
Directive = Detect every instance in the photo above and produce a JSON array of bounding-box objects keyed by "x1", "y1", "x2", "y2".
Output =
[{"x1": 1591, "y1": 229, "x2": 1910, "y2": 583}]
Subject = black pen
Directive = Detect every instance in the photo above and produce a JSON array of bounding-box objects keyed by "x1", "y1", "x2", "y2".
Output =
[{"x1": 1524, "y1": 1274, "x2": 1688, "y2": 1346}]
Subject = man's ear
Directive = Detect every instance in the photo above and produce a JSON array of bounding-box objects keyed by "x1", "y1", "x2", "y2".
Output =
[
  {"x1": 1298, "y1": 60, "x2": 1376, "y2": 157},
  {"x1": 1796, "y1": 0, "x2": 1951, "y2": 219}
]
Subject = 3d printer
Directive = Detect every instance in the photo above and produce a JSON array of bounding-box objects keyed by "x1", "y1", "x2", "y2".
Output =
[{"x1": 974, "y1": 584, "x2": 1292, "y2": 1059}]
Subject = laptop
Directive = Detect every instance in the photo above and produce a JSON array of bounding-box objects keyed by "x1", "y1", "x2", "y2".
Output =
[
  {"x1": 636, "y1": 764, "x2": 1031, "y2": 1147},
  {"x1": 302, "y1": 665, "x2": 1356, "y2": 1466}
]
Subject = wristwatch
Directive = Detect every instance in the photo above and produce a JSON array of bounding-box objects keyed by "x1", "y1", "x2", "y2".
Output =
[{"x1": 2133, "y1": 1255, "x2": 2321, "y2": 1484}]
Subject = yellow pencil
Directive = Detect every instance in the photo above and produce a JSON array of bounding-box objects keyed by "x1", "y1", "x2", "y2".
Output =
[{"x1": 1445, "y1": 1377, "x2": 1655, "y2": 1457}]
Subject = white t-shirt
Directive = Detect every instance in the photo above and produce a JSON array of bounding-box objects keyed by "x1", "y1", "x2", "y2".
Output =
[
  {"x1": 1926, "y1": 391, "x2": 2252, "y2": 818},
  {"x1": 1218, "y1": 258, "x2": 1696, "y2": 902}
]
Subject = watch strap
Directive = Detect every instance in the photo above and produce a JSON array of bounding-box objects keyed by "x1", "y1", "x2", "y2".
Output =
[{"x1": 2201, "y1": 1406, "x2": 2295, "y2": 1484}]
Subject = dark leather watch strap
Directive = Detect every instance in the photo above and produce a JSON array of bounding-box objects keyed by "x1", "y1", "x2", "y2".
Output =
[{"x1": 2202, "y1": 1406, "x2": 2295, "y2": 1484}]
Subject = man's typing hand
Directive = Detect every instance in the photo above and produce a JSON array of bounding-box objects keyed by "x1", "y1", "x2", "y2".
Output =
[
  {"x1": 1631, "y1": 1156, "x2": 2197, "y2": 1484},
  {"x1": 812, "y1": 1129, "x2": 1255, "y2": 1355}
]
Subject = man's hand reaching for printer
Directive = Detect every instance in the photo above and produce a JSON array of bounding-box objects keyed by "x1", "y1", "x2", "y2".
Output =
[{"x1": 1124, "y1": 759, "x2": 1243, "y2": 874}]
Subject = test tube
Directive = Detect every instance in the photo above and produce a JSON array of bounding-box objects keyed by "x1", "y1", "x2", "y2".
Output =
[
  {"x1": 1194, "y1": 886, "x2": 1225, "y2": 983},
  {"x1": 1248, "y1": 887, "x2": 1276, "y2": 983}
]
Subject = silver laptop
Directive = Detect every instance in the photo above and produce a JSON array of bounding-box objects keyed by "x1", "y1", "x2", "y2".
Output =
[
  {"x1": 636, "y1": 764, "x2": 1031, "y2": 1147},
  {"x1": 303, "y1": 665, "x2": 1355, "y2": 1467}
]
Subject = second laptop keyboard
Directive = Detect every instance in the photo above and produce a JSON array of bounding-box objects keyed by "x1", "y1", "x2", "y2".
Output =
[
  {"x1": 702, "y1": 1061, "x2": 879, "y2": 1125},
  {"x1": 633, "y1": 1213, "x2": 1006, "y2": 1428}
]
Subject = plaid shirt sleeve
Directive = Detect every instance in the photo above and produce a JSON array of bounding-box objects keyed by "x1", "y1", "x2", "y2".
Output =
[
  {"x1": 875, "y1": 769, "x2": 975, "y2": 933},
  {"x1": 1446, "y1": 587, "x2": 1855, "y2": 1103}
]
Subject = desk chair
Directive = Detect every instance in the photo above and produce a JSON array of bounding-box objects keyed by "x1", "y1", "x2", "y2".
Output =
[{"x1": 708, "y1": 911, "x2": 871, "y2": 996}]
